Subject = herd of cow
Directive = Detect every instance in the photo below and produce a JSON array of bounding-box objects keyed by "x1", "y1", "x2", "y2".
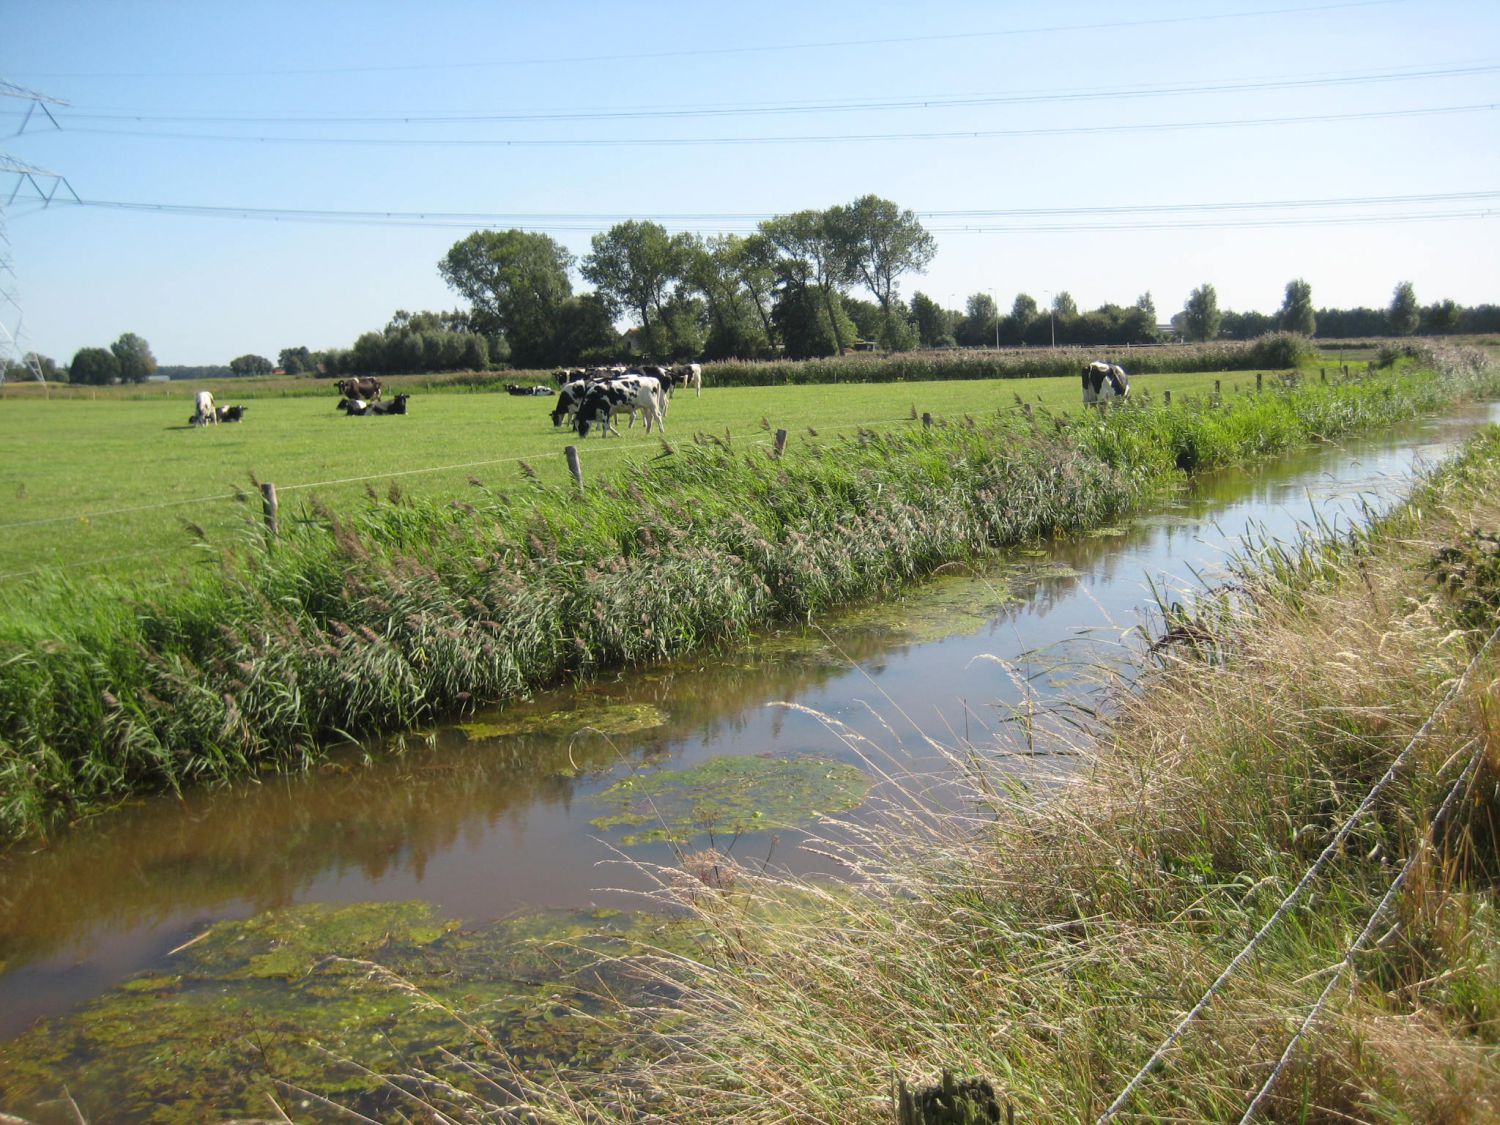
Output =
[
  {"x1": 546, "y1": 363, "x2": 703, "y2": 438},
  {"x1": 190, "y1": 359, "x2": 1127, "y2": 434}
]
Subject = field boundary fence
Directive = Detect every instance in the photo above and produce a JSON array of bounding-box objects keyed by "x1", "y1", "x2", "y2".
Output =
[
  {"x1": 1095, "y1": 620, "x2": 1500, "y2": 1122},
  {"x1": 0, "y1": 412, "x2": 928, "y2": 582}
]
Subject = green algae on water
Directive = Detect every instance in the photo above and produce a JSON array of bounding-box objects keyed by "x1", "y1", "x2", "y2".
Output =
[
  {"x1": 458, "y1": 701, "x2": 667, "y2": 742},
  {"x1": 590, "y1": 753, "x2": 872, "y2": 846},
  {"x1": 0, "y1": 902, "x2": 695, "y2": 1125}
]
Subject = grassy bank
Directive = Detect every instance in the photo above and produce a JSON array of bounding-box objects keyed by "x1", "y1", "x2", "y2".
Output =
[
  {"x1": 482, "y1": 389, "x2": 1500, "y2": 1122},
  {"x1": 0, "y1": 349, "x2": 1494, "y2": 845}
]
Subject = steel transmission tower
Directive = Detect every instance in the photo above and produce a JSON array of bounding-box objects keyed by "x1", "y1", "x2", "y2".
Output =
[{"x1": 1, "y1": 80, "x2": 76, "y2": 387}]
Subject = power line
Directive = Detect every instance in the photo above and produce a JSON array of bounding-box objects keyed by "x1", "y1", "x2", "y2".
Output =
[
  {"x1": 9, "y1": 61, "x2": 1493, "y2": 127},
  {"x1": 52, "y1": 101, "x2": 1495, "y2": 149},
  {"x1": 7, "y1": 1, "x2": 1408, "y2": 79},
  {"x1": 22, "y1": 192, "x2": 1491, "y2": 237}
]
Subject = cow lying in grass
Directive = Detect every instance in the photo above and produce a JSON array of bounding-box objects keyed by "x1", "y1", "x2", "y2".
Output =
[
  {"x1": 367, "y1": 393, "x2": 410, "y2": 416},
  {"x1": 506, "y1": 383, "x2": 554, "y2": 396},
  {"x1": 337, "y1": 398, "x2": 370, "y2": 415}
]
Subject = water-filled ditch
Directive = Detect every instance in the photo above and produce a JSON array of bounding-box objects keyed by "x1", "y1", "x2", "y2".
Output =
[{"x1": 2, "y1": 404, "x2": 1495, "y2": 1120}]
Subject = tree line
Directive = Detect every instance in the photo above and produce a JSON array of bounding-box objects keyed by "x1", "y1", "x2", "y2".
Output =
[{"x1": 8, "y1": 198, "x2": 1496, "y2": 384}]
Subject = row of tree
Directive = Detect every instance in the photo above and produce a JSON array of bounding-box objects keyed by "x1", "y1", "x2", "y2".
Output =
[
  {"x1": 432, "y1": 194, "x2": 936, "y2": 366},
  {"x1": 1173, "y1": 279, "x2": 1496, "y2": 342}
]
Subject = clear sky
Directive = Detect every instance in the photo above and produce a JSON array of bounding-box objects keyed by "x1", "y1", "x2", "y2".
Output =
[{"x1": 2, "y1": 0, "x2": 1496, "y2": 366}]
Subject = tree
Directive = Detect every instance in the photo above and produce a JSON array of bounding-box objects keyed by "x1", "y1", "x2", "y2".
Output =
[
  {"x1": 439, "y1": 230, "x2": 574, "y2": 367},
  {"x1": 278, "y1": 346, "x2": 314, "y2": 375},
  {"x1": 910, "y1": 292, "x2": 955, "y2": 348},
  {"x1": 956, "y1": 293, "x2": 999, "y2": 347},
  {"x1": 680, "y1": 234, "x2": 775, "y2": 360},
  {"x1": 1135, "y1": 292, "x2": 1158, "y2": 331},
  {"x1": 582, "y1": 220, "x2": 689, "y2": 358},
  {"x1": 229, "y1": 354, "x2": 274, "y2": 375},
  {"x1": 1422, "y1": 298, "x2": 1462, "y2": 334},
  {"x1": 1389, "y1": 281, "x2": 1420, "y2": 336},
  {"x1": 110, "y1": 333, "x2": 156, "y2": 383},
  {"x1": 758, "y1": 209, "x2": 854, "y2": 355},
  {"x1": 1278, "y1": 278, "x2": 1316, "y2": 335},
  {"x1": 1051, "y1": 291, "x2": 1078, "y2": 318},
  {"x1": 553, "y1": 294, "x2": 619, "y2": 363},
  {"x1": 69, "y1": 346, "x2": 120, "y2": 385},
  {"x1": 825, "y1": 195, "x2": 936, "y2": 350},
  {"x1": 1183, "y1": 284, "x2": 1222, "y2": 342}
]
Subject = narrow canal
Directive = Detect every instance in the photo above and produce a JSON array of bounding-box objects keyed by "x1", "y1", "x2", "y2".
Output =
[{"x1": 2, "y1": 403, "x2": 1495, "y2": 1117}]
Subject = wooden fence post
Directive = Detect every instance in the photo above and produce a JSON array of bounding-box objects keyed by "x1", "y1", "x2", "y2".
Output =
[
  {"x1": 1342, "y1": 364, "x2": 1349, "y2": 378},
  {"x1": 773, "y1": 428, "x2": 788, "y2": 458},
  {"x1": 1256, "y1": 372, "x2": 1263, "y2": 391},
  {"x1": 922, "y1": 412, "x2": 932, "y2": 428},
  {"x1": 261, "y1": 482, "x2": 279, "y2": 538},
  {"x1": 1163, "y1": 389, "x2": 1172, "y2": 406},
  {"x1": 1320, "y1": 367, "x2": 1326, "y2": 381},
  {"x1": 565, "y1": 445, "x2": 584, "y2": 491}
]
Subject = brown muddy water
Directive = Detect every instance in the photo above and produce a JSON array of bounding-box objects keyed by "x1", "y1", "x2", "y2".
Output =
[{"x1": 2, "y1": 405, "x2": 1496, "y2": 1120}]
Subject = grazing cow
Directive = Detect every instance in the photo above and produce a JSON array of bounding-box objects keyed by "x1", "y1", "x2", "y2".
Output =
[
  {"x1": 337, "y1": 397, "x2": 370, "y2": 416},
  {"x1": 1082, "y1": 361, "x2": 1129, "y2": 405},
  {"x1": 216, "y1": 404, "x2": 248, "y2": 423},
  {"x1": 335, "y1": 376, "x2": 383, "y2": 402},
  {"x1": 671, "y1": 362, "x2": 703, "y2": 398},
  {"x1": 551, "y1": 377, "x2": 598, "y2": 428},
  {"x1": 576, "y1": 377, "x2": 664, "y2": 437},
  {"x1": 367, "y1": 393, "x2": 410, "y2": 416},
  {"x1": 193, "y1": 390, "x2": 217, "y2": 426}
]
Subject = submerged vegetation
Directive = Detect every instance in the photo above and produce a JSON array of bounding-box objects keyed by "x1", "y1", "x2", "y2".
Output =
[
  {"x1": 440, "y1": 402, "x2": 1500, "y2": 1121},
  {"x1": 0, "y1": 348, "x2": 1495, "y2": 844}
]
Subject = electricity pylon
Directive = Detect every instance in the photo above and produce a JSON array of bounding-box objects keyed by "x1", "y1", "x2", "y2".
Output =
[{"x1": 1, "y1": 81, "x2": 76, "y2": 387}]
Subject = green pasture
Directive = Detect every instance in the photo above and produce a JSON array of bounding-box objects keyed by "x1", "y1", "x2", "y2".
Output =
[{"x1": 0, "y1": 372, "x2": 1238, "y2": 585}]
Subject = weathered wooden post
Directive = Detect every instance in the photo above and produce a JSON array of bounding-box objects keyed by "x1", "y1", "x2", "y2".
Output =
[
  {"x1": 922, "y1": 412, "x2": 933, "y2": 428},
  {"x1": 1163, "y1": 389, "x2": 1172, "y2": 406},
  {"x1": 1343, "y1": 363, "x2": 1349, "y2": 378},
  {"x1": 1320, "y1": 367, "x2": 1326, "y2": 381},
  {"x1": 1256, "y1": 372, "x2": 1263, "y2": 391},
  {"x1": 261, "y1": 482, "x2": 279, "y2": 538},
  {"x1": 773, "y1": 428, "x2": 788, "y2": 458},
  {"x1": 564, "y1": 445, "x2": 584, "y2": 491},
  {"x1": 896, "y1": 1070, "x2": 1007, "y2": 1124},
  {"x1": 1022, "y1": 402, "x2": 1033, "y2": 421}
]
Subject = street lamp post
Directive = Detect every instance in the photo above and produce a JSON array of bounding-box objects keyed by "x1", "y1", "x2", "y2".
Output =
[{"x1": 1043, "y1": 289, "x2": 1056, "y2": 348}]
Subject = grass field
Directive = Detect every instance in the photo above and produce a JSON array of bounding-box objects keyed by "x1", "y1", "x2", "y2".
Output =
[{"x1": 0, "y1": 371, "x2": 1242, "y2": 585}]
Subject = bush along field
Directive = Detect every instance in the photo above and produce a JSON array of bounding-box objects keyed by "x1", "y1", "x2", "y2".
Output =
[
  {"x1": 0, "y1": 346, "x2": 1495, "y2": 844},
  {"x1": 482, "y1": 418, "x2": 1500, "y2": 1124}
]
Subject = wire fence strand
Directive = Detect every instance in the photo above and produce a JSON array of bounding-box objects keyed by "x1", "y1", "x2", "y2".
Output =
[
  {"x1": 1236, "y1": 709, "x2": 1494, "y2": 1122},
  {"x1": 1097, "y1": 620, "x2": 1500, "y2": 1123}
]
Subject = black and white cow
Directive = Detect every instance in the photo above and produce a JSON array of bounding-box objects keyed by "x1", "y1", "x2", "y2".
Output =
[
  {"x1": 338, "y1": 397, "x2": 370, "y2": 415},
  {"x1": 671, "y1": 362, "x2": 703, "y2": 398},
  {"x1": 1082, "y1": 361, "x2": 1129, "y2": 405},
  {"x1": 552, "y1": 378, "x2": 593, "y2": 428},
  {"x1": 506, "y1": 383, "x2": 554, "y2": 396},
  {"x1": 216, "y1": 404, "x2": 248, "y2": 423},
  {"x1": 575, "y1": 376, "x2": 664, "y2": 437},
  {"x1": 367, "y1": 393, "x2": 410, "y2": 415}
]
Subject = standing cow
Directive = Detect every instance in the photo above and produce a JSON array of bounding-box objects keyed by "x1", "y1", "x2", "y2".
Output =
[
  {"x1": 1082, "y1": 362, "x2": 1129, "y2": 405},
  {"x1": 193, "y1": 390, "x2": 217, "y2": 426}
]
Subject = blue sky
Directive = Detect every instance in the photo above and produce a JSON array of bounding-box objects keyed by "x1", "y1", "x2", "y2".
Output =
[{"x1": 3, "y1": 0, "x2": 1497, "y2": 365}]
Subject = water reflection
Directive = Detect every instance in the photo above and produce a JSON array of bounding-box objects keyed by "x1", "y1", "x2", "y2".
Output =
[{"x1": 1, "y1": 404, "x2": 1493, "y2": 1039}]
